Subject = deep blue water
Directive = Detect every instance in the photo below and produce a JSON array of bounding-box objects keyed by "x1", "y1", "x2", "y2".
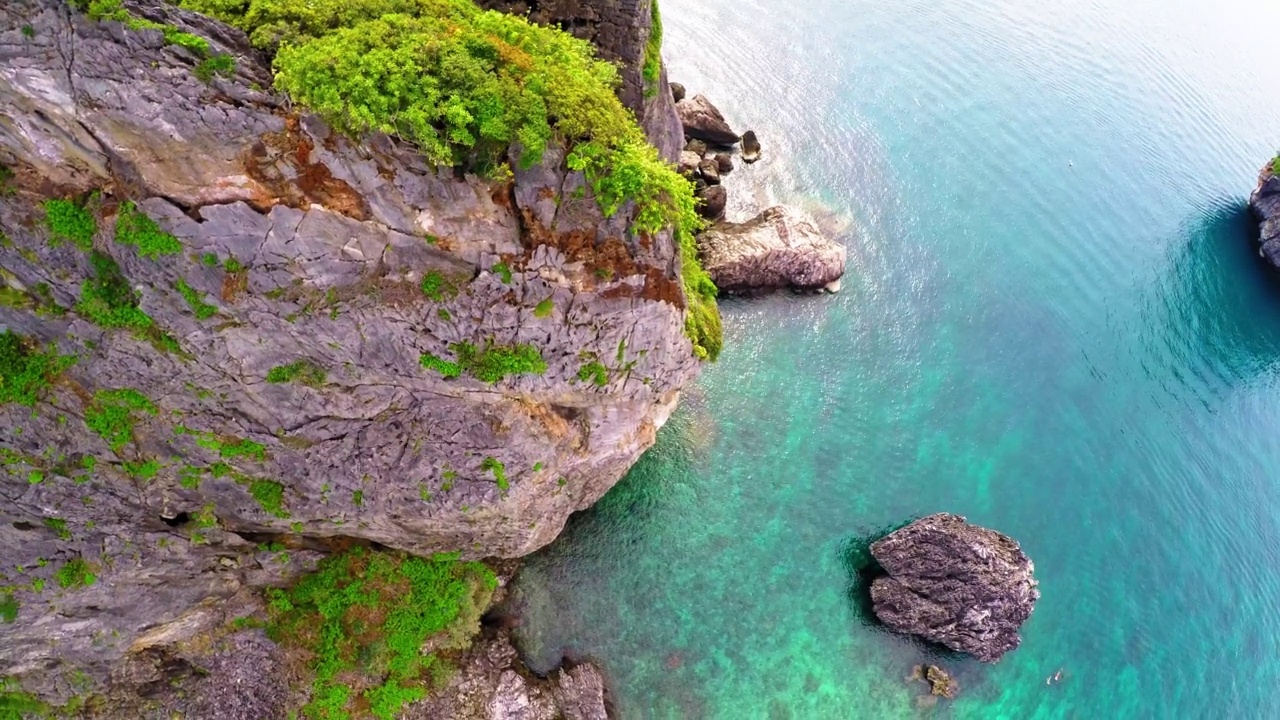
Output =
[{"x1": 512, "y1": 0, "x2": 1280, "y2": 716}]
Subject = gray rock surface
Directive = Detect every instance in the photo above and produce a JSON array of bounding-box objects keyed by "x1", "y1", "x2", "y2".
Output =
[
  {"x1": 696, "y1": 186, "x2": 727, "y2": 221},
  {"x1": 0, "y1": 0, "x2": 693, "y2": 707},
  {"x1": 670, "y1": 82, "x2": 686, "y2": 103},
  {"x1": 1250, "y1": 163, "x2": 1280, "y2": 266},
  {"x1": 676, "y1": 95, "x2": 740, "y2": 146},
  {"x1": 869, "y1": 513, "x2": 1040, "y2": 663},
  {"x1": 697, "y1": 206, "x2": 846, "y2": 292}
]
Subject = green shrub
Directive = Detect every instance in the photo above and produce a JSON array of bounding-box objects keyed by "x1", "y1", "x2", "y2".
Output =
[
  {"x1": 0, "y1": 679, "x2": 47, "y2": 716},
  {"x1": 82, "y1": 0, "x2": 212, "y2": 53},
  {"x1": 265, "y1": 547, "x2": 496, "y2": 720},
  {"x1": 175, "y1": 278, "x2": 217, "y2": 319},
  {"x1": 1272, "y1": 153, "x2": 1280, "y2": 175},
  {"x1": 180, "y1": 0, "x2": 722, "y2": 360},
  {"x1": 480, "y1": 455, "x2": 508, "y2": 491},
  {"x1": 245, "y1": 478, "x2": 288, "y2": 517},
  {"x1": 576, "y1": 360, "x2": 608, "y2": 387},
  {"x1": 114, "y1": 201, "x2": 181, "y2": 258},
  {"x1": 195, "y1": 54, "x2": 236, "y2": 83},
  {"x1": 450, "y1": 340, "x2": 546, "y2": 383},
  {"x1": 0, "y1": 594, "x2": 17, "y2": 623},
  {"x1": 43, "y1": 199, "x2": 96, "y2": 250},
  {"x1": 55, "y1": 557, "x2": 96, "y2": 589},
  {"x1": 0, "y1": 331, "x2": 75, "y2": 406},
  {"x1": 84, "y1": 388, "x2": 157, "y2": 452},
  {"x1": 266, "y1": 360, "x2": 327, "y2": 387},
  {"x1": 420, "y1": 353, "x2": 461, "y2": 378},
  {"x1": 533, "y1": 297, "x2": 553, "y2": 317},
  {"x1": 642, "y1": 0, "x2": 662, "y2": 88},
  {"x1": 75, "y1": 251, "x2": 152, "y2": 330},
  {"x1": 419, "y1": 270, "x2": 455, "y2": 301}
]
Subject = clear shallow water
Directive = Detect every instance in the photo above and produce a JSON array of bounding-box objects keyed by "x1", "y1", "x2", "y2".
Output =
[{"x1": 511, "y1": 0, "x2": 1280, "y2": 717}]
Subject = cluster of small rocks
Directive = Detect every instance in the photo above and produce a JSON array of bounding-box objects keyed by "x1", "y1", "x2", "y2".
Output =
[{"x1": 670, "y1": 83, "x2": 759, "y2": 221}]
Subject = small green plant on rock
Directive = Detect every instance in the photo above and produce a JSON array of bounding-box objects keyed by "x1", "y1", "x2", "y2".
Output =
[
  {"x1": 480, "y1": 456, "x2": 508, "y2": 491},
  {"x1": 113, "y1": 201, "x2": 181, "y2": 259},
  {"x1": 43, "y1": 518, "x2": 71, "y2": 540},
  {"x1": 452, "y1": 340, "x2": 546, "y2": 383},
  {"x1": 242, "y1": 478, "x2": 288, "y2": 518},
  {"x1": 0, "y1": 594, "x2": 17, "y2": 623},
  {"x1": 533, "y1": 297, "x2": 553, "y2": 318},
  {"x1": 490, "y1": 262, "x2": 512, "y2": 284},
  {"x1": 175, "y1": 277, "x2": 217, "y2": 319},
  {"x1": 84, "y1": 388, "x2": 157, "y2": 452},
  {"x1": 266, "y1": 360, "x2": 326, "y2": 388},
  {"x1": 265, "y1": 547, "x2": 496, "y2": 720},
  {"x1": 194, "y1": 54, "x2": 236, "y2": 83},
  {"x1": 576, "y1": 360, "x2": 609, "y2": 387},
  {"x1": 76, "y1": 251, "x2": 180, "y2": 352},
  {"x1": 43, "y1": 198, "x2": 96, "y2": 250},
  {"x1": 1272, "y1": 153, "x2": 1280, "y2": 175},
  {"x1": 0, "y1": 330, "x2": 76, "y2": 406},
  {"x1": 55, "y1": 557, "x2": 96, "y2": 589},
  {"x1": 419, "y1": 270, "x2": 455, "y2": 301}
]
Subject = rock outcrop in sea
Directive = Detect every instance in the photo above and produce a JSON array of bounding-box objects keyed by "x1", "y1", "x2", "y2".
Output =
[
  {"x1": 1250, "y1": 159, "x2": 1280, "y2": 266},
  {"x1": 676, "y1": 94, "x2": 741, "y2": 146},
  {"x1": 0, "y1": 0, "x2": 694, "y2": 713},
  {"x1": 697, "y1": 206, "x2": 847, "y2": 292},
  {"x1": 869, "y1": 513, "x2": 1039, "y2": 663}
]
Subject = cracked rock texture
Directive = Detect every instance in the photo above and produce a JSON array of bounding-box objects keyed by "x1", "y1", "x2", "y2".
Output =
[
  {"x1": 869, "y1": 513, "x2": 1040, "y2": 663},
  {"x1": 1250, "y1": 163, "x2": 1280, "y2": 267},
  {"x1": 0, "y1": 0, "x2": 692, "y2": 709},
  {"x1": 697, "y1": 205, "x2": 847, "y2": 293}
]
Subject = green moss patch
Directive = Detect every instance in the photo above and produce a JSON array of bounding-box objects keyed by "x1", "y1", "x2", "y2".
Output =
[
  {"x1": 114, "y1": 201, "x2": 181, "y2": 259},
  {"x1": 480, "y1": 456, "x2": 508, "y2": 491},
  {"x1": 265, "y1": 547, "x2": 496, "y2": 720},
  {"x1": 419, "y1": 270, "x2": 456, "y2": 302},
  {"x1": 576, "y1": 360, "x2": 608, "y2": 387},
  {"x1": 0, "y1": 331, "x2": 75, "y2": 406},
  {"x1": 419, "y1": 353, "x2": 461, "y2": 378},
  {"x1": 243, "y1": 478, "x2": 288, "y2": 518},
  {"x1": 533, "y1": 297, "x2": 553, "y2": 318},
  {"x1": 43, "y1": 199, "x2": 96, "y2": 250},
  {"x1": 195, "y1": 53, "x2": 236, "y2": 83},
  {"x1": 84, "y1": 388, "x2": 157, "y2": 452},
  {"x1": 55, "y1": 557, "x2": 96, "y2": 589},
  {"x1": 266, "y1": 360, "x2": 327, "y2": 388},
  {"x1": 452, "y1": 340, "x2": 546, "y2": 383},
  {"x1": 76, "y1": 251, "x2": 180, "y2": 352},
  {"x1": 176, "y1": 277, "x2": 217, "y2": 319},
  {"x1": 642, "y1": 0, "x2": 663, "y2": 90}
]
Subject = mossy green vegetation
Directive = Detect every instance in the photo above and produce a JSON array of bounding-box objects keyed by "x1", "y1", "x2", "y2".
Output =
[
  {"x1": 480, "y1": 455, "x2": 508, "y2": 491},
  {"x1": 0, "y1": 678, "x2": 47, "y2": 717},
  {"x1": 76, "y1": 0, "x2": 212, "y2": 54},
  {"x1": 265, "y1": 547, "x2": 496, "y2": 720},
  {"x1": 0, "y1": 594, "x2": 17, "y2": 624},
  {"x1": 195, "y1": 53, "x2": 237, "y2": 83},
  {"x1": 0, "y1": 331, "x2": 76, "y2": 407},
  {"x1": 1272, "y1": 153, "x2": 1280, "y2": 175},
  {"x1": 42, "y1": 198, "x2": 96, "y2": 250},
  {"x1": 175, "y1": 277, "x2": 217, "y2": 319},
  {"x1": 76, "y1": 251, "x2": 180, "y2": 352},
  {"x1": 113, "y1": 201, "x2": 181, "y2": 259},
  {"x1": 533, "y1": 297, "x2": 553, "y2": 317},
  {"x1": 178, "y1": 0, "x2": 722, "y2": 359},
  {"x1": 266, "y1": 360, "x2": 327, "y2": 387},
  {"x1": 84, "y1": 388, "x2": 157, "y2": 452},
  {"x1": 55, "y1": 557, "x2": 96, "y2": 589},
  {"x1": 490, "y1": 262, "x2": 512, "y2": 284},
  {"x1": 43, "y1": 518, "x2": 71, "y2": 540},
  {"x1": 419, "y1": 353, "x2": 461, "y2": 378},
  {"x1": 421, "y1": 341, "x2": 545, "y2": 382},
  {"x1": 189, "y1": 430, "x2": 268, "y2": 462},
  {"x1": 576, "y1": 360, "x2": 608, "y2": 387},
  {"x1": 642, "y1": 0, "x2": 662, "y2": 90},
  {"x1": 419, "y1": 270, "x2": 456, "y2": 301},
  {"x1": 244, "y1": 478, "x2": 288, "y2": 517}
]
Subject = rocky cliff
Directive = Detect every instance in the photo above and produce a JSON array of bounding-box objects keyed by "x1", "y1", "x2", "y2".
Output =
[
  {"x1": 0, "y1": 0, "x2": 700, "y2": 712},
  {"x1": 1251, "y1": 158, "x2": 1280, "y2": 266}
]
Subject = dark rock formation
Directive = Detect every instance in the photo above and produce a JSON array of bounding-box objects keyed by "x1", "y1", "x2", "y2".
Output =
[
  {"x1": 676, "y1": 95, "x2": 740, "y2": 146},
  {"x1": 696, "y1": 186, "x2": 728, "y2": 221},
  {"x1": 0, "y1": 0, "x2": 693, "y2": 709},
  {"x1": 741, "y1": 130, "x2": 762, "y2": 163},
  {"x1": 698, "y1": 158, "x2": 721, "y2": 185},
  {"x1": 697, "y1": 206, "x2": 846, "y2": 292},
  {"x1": 715, "y1": 152, "x2": 734, "y2": 174},
  {"x1": 1250, "y1": 161, "x2": 1280, "y2": 267},
  {"x1": 670, "y1": 82, "x2": 686, "y2": 102},
  {"x1": 869, "y1": 513, "x2": 1039, "y2": 663},
  {"x1": 685, "y1": 138, "x2": 708, "y2": 156},
  {"x1": 925, "y1": 665, "x2": 959, "y2": 698}
]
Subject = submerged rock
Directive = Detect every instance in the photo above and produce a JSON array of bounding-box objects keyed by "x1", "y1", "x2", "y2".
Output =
[
  {"x1": 1250, "y1": 161, "x2": 1280, "y2": 267},
  {"x1": 741, "y1": 130, "x2": 761, "y2": 163},
  {"x1": 697, "y1": 206, "x2": 846, "y2": 292},
  {"x1": 925, "y1": 665, "x2": 959, "y2": 698},
  {"x1": 869, "y1": 513, "x2": 1039, "y2": 663},
  {"x1": 676, "y1": 95, "x2": 740, "y2": 146}
]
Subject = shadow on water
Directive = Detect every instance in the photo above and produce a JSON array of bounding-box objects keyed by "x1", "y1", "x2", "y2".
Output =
[{"x1": 1151, "y1": 199, "x2": 1280, "y2": 381}]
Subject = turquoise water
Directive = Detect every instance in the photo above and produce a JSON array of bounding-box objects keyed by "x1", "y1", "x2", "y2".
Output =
[{"x1": 511, "y1": 0, "x2": 1280, "y2": 717}]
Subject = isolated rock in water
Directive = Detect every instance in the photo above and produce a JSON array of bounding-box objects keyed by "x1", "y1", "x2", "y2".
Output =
[
  {"x1": 698, "y1": 158, "x2": 721, "y2": 186},
  {"x1": 552, "y1": 663, "x2": 610, "y2": 720},
  {"x1": 676, "y1": 95, "x2": 739, "y2": 146},
  {"x1": 925, "y1": 665, "x2": 958, "y2": 698},
  {"x1": 715, "y1": 153, "x2": 734, "y2": 174},
  {"x1": 670, "y1": 82, "x2": 686, "y2": 103},
  {"x1": 869, "y1": 513, "x2": 1040, "y2": 663},
  {"x1": 741, "y1": 130, "x2": 761, "y2": 163},
  {"x1": 1249, "y1": 162, "x2": 1280, "y2": 267},
  {"x1": 697, "y1": 206, "x2": 846, "y2": 292},
  {"x1": 696, "y1": 185, "x2": 728, "y2": 221}
]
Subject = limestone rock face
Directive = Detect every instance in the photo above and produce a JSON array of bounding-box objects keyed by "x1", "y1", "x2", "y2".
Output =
[
  {"x1": 869, "y1": 513, "x2": 1040, "y2": 663},
  {"x1": 1250, "y1": 164, "x2": 1280, "y2": 267},
  {"x1": 697, "y1": 206, "x2": 846, "y2": 292},
  {"x1": 0, "y1": 0, "x2": 696, "y2": 704},
  {"x1": 676, "y1": 95, "x2": 740, "y2": 146}
]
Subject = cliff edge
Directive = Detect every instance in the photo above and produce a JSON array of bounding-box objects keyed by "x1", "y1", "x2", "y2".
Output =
[
  {"x1": 0, "y1": 0, "x2": 708, "y2": 713},
  {"x1": 1251, "y1": 157, "x2": 1280, "y2": 266}
]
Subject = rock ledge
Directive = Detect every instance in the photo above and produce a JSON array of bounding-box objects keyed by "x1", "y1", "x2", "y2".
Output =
[
  {"x1": 697, "y1": 206, "x2": 846, "y2": 293},
  {"x1": 1250, "y1": 162, "x2": 1280, "y2": 266}
]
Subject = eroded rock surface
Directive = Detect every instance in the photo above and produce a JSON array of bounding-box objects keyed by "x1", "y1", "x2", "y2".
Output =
[
  {"x1": 696, "y1": 206, "x2": 846, "y2": 292},
  {"x1": 676, "y1": 94, "x2": 740, "y2": 146},
  {"x1": 1250, "y1": 163, "x2": 1280, "y2": 267},
  {"x1": 870, "y1": 513, "x2": 1039, "y2": 663},
  {"x1": 0, "y1": 0, "x2": 694, "y2": 705}
]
